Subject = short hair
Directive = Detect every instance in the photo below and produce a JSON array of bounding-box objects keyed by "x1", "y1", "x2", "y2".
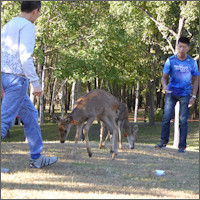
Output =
[
  {"x1": 178, "y1": 37, "x2": 190, "y2": 45},
  {"x1": 21, "y1": 1, "x2": 41, "y2": 13}
]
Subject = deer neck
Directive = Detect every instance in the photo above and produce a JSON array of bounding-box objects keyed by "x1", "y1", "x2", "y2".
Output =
[{"x1": 70, "y1": 109, "x2": 86, "y2": 124}]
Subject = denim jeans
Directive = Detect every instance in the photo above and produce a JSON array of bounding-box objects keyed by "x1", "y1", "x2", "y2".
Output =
[
  {"x1": 161, "y1": 93, "x2": 191, "y2": 148},
  {"x1": 1, "y1": 73, "x2": 43, "y2": 158}
]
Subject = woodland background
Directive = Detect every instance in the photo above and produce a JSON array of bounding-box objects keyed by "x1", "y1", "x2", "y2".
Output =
[{"x1": 1, "y1": 1, "x2": 199, "y2": 124}]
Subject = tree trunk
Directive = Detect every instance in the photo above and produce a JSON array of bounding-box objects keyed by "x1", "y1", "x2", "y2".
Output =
[
  {"x1": 134, "y1": 82, "x2": 139, "y2": 123},
  {"x1": 29, "y1": 84, "x2": 35, "y2": 105},
  {"x1": 67, "y1": 89, "x2": 71, "y2": 111},
  {"x1": 95, "y1": 77, "x2": 98, "y2": 89},
  {"x1": 64, "y1": 84, "x2": 68, "y2": 113},
  {"x1": 61, "y1": 78, "x2": 68, "y2": 119},
  {"x1": 144, "y1": 88, "x2": 149, "y2": 123},
  {"x1": 148, "y1": 80, "x2": 155, "y2": 126},
  {"x1": 49, "y1": 81, "x2": 53, "y2": 113},
  {"x1": 71, "y1": 80, "x2": 76, "y2": 110},
  {"x1": 173, "y1": 102, "x2": 180, "y2": 148},
  {"x1": 50, "y1": 78, "x2": 57, "y2": 115},
  {"x1": 191, "y1": 101, "x2": 198, "y2": 119},
  {"x1": 131, "y1": 85, "x2": 135, "y2": 112},
  {"x1": 156, "y1": 88, "x2": 162, "y2": 109},
  {"x1": 76, "y1": 79, "x2": 82, "y2": 99},
  {"x1": 130, "y1": 87, "x2": 133, "y2": 112},
  {"x1": 87, "y1": 81, "x2": 91, "y2": 92},
  {"x1": 113, "y1": 82, "x2": 118, "y2": 98},
  {"x1": 173, "y1": 10, "x2": 186, "y2": 148},
  {"x1": 121, "y1": 85, "x2": 126, "y2": 103},
  {"x1": 160, "y1": 92, "x2": 165, "y2": 110},
  {"x1": 126, "y1": 85, "x2": 131, "y2": 112},
  {"x1": 37, "y1": 94, "x2": 40, "y2": 112},
  {"x1": 39, "y1": 63, "x2": 45, "y2": 124},
  {"x1": 100, "y1": 79, "x2": 103, "y2": 89}
]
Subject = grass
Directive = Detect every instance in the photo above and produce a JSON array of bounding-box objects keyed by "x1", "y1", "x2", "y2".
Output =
[
  {"x1": 4, "y1": 118, "x2": 199, "y2": 151},
  {"x1": 1, "y1": 111, "x2": 199, "y2": 199}
]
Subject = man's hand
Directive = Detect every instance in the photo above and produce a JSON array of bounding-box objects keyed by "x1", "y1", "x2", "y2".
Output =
[
  {"x1": 33, "y1": 85, "x2": 43, "y2": 97},
  {"x1": 162, "y1": 85, "x2": 168, "y2": 94},
  {"x1": 188, "y1": 97, "x2": 195, "y2": 108}
]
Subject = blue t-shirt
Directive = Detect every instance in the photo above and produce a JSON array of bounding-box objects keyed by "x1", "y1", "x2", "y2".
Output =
[{"x1": 163, "y1": 54, "x2": 199, "y2": 96}]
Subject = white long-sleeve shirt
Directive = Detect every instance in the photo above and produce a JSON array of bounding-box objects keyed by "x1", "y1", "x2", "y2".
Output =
[{"x1": 1, "y1": 17, "x2": 39, "y2": 87}]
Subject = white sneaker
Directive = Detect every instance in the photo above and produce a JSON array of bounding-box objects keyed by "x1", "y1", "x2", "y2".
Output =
[
  {"x1": 30, "y1": 155, "x2": 58, "y2": 169},
  {"x1": 1, "y1": 167, "x2": 10, "y2": 173}
]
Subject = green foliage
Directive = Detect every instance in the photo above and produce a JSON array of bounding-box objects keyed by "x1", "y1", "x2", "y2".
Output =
[
  {"x1": 1, "y1": 1, "x2": 21, "y2": 28},
  {"x1": 2, "y1": 1, "x2": 198, "y2": 82},
  {"x1": 154, "y1": 108, "x2": 163, "y2": 122},
  {"x1": 1, "y1": 1, "x2": 199, "y2": 114}
]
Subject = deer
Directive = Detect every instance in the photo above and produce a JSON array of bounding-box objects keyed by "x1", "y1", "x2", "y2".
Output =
[
  {"x1": 81, "y1": 102, "x2": 138, "y2": 150},
  {"x1": 53, "y1": 89, "x2": 137, "y2": 160},
  {"x1": 99, "y1": 102, "x2": 138, "y2": 150}
]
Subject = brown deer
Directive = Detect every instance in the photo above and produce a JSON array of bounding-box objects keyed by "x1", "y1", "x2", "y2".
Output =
[
  {"x1": 53, "y1": 89, "x2": 123, "y2": 159},
  {"x1": 99, "y1": 102, "x2": 138, "y2": 150}
]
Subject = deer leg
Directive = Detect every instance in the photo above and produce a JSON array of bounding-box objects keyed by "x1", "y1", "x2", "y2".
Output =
[
  {"x1": 103, "y1": 117, "x2": 119, "y2": 159},
  {"x1": 117, "y1": 121, "x2": 122, "y2": 149},
  {"x1": 111, "y1": 122, "x2": 119, "y2": 159},
  {"x1": 71, "y1": 124, "x2": 83, "y2": 158},
  {"x1": 83, "y1": 118, "x2": 94, "y2": 157},
  {"x1": 99, "y1": 121, "x2": 105, "y2": 149},
  {"x1": 109, "y1": 133, "x2": 112, "y2": 151},
  {"x1": 103, "y1": 130, "x2": 110, "y2": 148}
]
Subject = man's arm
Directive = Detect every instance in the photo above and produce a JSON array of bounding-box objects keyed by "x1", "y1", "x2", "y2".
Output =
[
  {"x1": 161, "y1": 73, "x2": 169, "y2": 93},
  {"x1": 19, "y1": 23, "x2": 42, "y2": 97},
  {"x1": 188, "y1": 75, "x2": 199, "y2": 108}
]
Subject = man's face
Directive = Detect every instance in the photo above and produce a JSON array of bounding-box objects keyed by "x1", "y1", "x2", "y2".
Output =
[
  {"x1": 177, "y1": 42, "x2": 189, "y2": 57},
  {"x1": 31, "y1": 8, "x2": 41, "y2": 23}
]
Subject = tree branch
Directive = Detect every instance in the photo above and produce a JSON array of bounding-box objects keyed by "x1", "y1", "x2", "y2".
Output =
[
  {"x1": 175, "y1": 16, "x2": 186, "y2": 53},
  {"x1": 137, "y1": 6, "x2": 178, "y2": 38},
  {"x1": 44, "y1": 34, "x2": 94, "y2": 56}
]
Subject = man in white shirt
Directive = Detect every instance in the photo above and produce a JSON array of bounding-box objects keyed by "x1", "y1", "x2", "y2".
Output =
[{"x1": 1, "y1": 1, "x2": 58, "y2": 173}]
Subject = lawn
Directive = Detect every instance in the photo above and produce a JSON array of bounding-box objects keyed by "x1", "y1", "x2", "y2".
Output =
[{"x1": 1, "y1": 112, "x2": 199, "y2": 199}]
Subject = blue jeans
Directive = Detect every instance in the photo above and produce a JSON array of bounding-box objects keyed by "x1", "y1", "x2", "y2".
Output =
[
  {"x1": 161, "y1": 93, "x2": 191, "y2": 148},
  {"x1": 1, "y1": 73, "x2": 43, "y2": 158}
]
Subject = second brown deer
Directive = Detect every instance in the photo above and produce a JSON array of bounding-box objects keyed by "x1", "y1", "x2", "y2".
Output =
[{"x1": 99, "y1": 102, "x2": 138, "y2": 150}]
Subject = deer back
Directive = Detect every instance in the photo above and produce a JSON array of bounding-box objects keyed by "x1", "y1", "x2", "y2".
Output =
[{"x1": 71, "y1": 89, "x2": 120, "y2": 122}]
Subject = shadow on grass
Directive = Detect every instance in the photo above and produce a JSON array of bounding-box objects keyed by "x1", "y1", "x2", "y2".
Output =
[
  {"x1": 1, "y1": 141, "x2": 199, "y2": 199},
  {"x1": 2, "y1": 121, "x2": 199, "y2": 198}
]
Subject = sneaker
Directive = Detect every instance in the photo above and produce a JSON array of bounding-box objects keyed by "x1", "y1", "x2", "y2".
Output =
[
  {"x1": 178, "y1": 147, "x2": 186, "y2": 153},
  {"x1": 1, "y1": 167, "x2": 10, "y2": 173},
  {"x1": 30, "y1": 155, "x2": 58, "y2": 169},
  {"x1": 155, "y1": 140, "x2": 167, "y2": 149}
]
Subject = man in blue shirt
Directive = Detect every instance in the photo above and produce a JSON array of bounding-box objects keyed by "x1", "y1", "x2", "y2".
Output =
[{"x1": 155, "y1": 37, "x2": 199, "y2": 153}]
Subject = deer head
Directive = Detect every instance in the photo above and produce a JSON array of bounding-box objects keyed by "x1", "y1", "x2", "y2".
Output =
[
  {"x1": 127, "y1": 124, "x2": 138, "y2": 149},
  {"x1": 52, "y1": 114, "x2": 72, "y2": 143}
]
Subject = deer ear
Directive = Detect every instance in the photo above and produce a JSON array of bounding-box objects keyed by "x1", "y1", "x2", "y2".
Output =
[
  {"x1": 133, "y1": 125, "x2": 138, "y2": 134},
  {"x1": 51, "y1": 114, "x2": 61, "y2": 121}
]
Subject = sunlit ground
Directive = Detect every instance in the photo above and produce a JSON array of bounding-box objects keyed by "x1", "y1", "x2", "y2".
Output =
[{"x1": 1, "y1": 140, "x2": 199, "y2": 199}]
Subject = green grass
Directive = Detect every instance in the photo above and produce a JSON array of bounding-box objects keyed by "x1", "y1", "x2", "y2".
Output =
[
  {"x1": 1, "y1": 111, "x2": 199, "y2": 199},
  {"x1": 4, "y1": 112, "x2": 199, "y2": 152}
]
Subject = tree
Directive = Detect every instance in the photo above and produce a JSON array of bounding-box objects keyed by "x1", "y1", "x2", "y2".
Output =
[
  {"x1": 1, "y1": 1, "x2": 198, "y2": 127},
  {"x1": 132, "y1": 1, "x2": 199, "y2": 145}
]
